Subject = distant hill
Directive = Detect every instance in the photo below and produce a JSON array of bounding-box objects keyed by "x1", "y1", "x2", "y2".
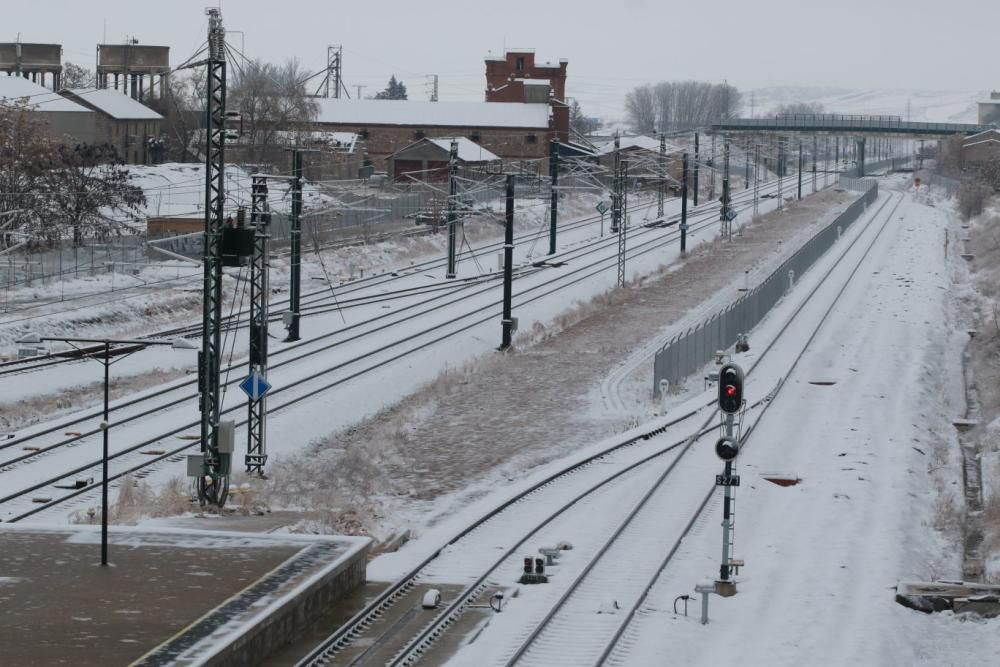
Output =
[{"x1": 747, "y1": 86, "x2": 985, "y2": 123}]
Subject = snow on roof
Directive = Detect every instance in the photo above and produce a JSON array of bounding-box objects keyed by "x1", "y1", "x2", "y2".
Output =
[
  {"x1": 0, "y1": 77, "x2": 90, "y2": 112},
  {"x1": 315, "y1": 99, "x2": 550, "y2": 129},
  {"x1": 963, "y1": 129, "x2": 1000, "y2": 142},
  {"x1": 963, "y1": 138, "x2": 1000, "y2": 150},
  {"x1": 64, "y1": 88, "x2": 162, "y2": 120},
  {"x1": 593, "y1": 135, "x2": 678, "y2": 156},
  {"x1": 426, "y1": 137, "x2": 500, "y2": 162}
]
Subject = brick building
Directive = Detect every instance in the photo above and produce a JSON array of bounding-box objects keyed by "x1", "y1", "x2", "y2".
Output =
[
  {"x1": 386, "y1": 137, "x2": 500, "y2": 183},
  {"x1": 60, "y1": 88, "x2": 162, "y2": 164},
  {"x1": 962, "y1": 129, "x2": 1000, "y2": 165},
  {"x1": 485, "y1": 50, "x2": 569, "y2": 142},
  {"x1": 310, "y1": 98, "x2": 551, "y2": 166}
]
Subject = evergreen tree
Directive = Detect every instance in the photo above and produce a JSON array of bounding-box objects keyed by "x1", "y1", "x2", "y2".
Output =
[{"x1": 375, "y1": 75, "x2": 408, "y2": 100}]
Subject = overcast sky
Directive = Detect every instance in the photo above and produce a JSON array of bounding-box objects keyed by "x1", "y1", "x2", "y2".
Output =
[{"x1": 5, "y1": 0, "x2": 997, "y2": 118}]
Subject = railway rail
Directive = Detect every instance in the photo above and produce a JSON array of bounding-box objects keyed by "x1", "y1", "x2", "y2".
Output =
[{"x1": 287, "y1": 189, "x2": 901, "y2": 666}]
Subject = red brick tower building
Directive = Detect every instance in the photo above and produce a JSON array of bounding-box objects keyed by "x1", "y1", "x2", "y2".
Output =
[{"x1": 485, "y1": 50, "x2": 569, "y2": 142}]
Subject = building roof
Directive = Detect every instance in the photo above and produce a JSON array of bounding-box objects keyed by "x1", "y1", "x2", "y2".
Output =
[
  {"x1": 63, "y1": 88, "x2": 163, "y2": 120},
  {"x1": 427, "y1": 137, "x2": 500, "y2": 162},
  {"x1": 315, "y1": 99, "x2": 550, "y2": 129},
  {"x1": 963, "y1": 129, "x2": 1000, "y2": 143},
  {"x1": 593, "y1": 135, "x2": 679, "y2": 156},
  {"x1": 0, "y1": 76, "x2": 90, "y2": 112},
  {"x1": 389, "y1": 137, "x2": 501, "y2": 163}
]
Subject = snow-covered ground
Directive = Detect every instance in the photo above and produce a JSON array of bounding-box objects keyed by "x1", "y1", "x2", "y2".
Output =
[
  {"x1": 748, "y1": 85, "x2": 983, "y2": 123},
  {"x1": 377, "y1": 178, "x2": 1000, "y2": 666}
]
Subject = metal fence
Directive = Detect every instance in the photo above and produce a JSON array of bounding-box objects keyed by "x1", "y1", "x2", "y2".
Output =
[
  {"x1": 925, "y1": 172, "x2": 960, "y2": 197},
  {"x1": 840, "y1": 157, "x2": 911, "y2": 178},
  {"x1": 1, "y1": 170, "x2": 547, "y2": 290},
  {"x1": 651, "y1": 178, "x2": 879, "y2": 397},
  {"x1": 1, "y1": 236, "x2": 146, "y2": 292}
]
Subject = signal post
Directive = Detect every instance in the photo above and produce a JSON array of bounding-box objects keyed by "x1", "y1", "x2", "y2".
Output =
[{"x1": 715, "y1": 362, "x2": 744, "y2": 595}]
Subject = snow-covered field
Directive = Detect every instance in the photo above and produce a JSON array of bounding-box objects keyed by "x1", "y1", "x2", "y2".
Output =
[{"x1": 749, "y1": 86, "x2": 983, "y2": 123}]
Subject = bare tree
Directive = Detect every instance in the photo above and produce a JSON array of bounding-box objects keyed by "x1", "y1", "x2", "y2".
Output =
[
  {"x1": 0, "y1": 101, "x2": 145, "y2": 247},
  {"x1": 629, "y1": 81, "x2": 742, "y2": 133},
  {"x1": 569, "y1": 99, "x2": 601, "y2": 136},
  {"x1": 150, "y1": 69, "x2": 205, "y2": 162},
  {"x1": 62, "y1": 62, "x2": 95, "y2": 89},
  {"x1": 39, "y1": 144, "x2": 146, "y2": 245},
  {"x1": 0, "y1": 100, "x2": 57, "y2": 247},
  {"x1": 229, "y1": 57, "x2": 319, "y2": 152},
  {"x1": 774, "y1": 101, "x2": 825, "y2": 116},
  {"x1": 625, "y1": 84, "x2": 656, "y2": 134}
]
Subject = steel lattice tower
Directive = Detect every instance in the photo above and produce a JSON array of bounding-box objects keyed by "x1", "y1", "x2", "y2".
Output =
[
  {"x1": 246, "y1": 177, "x2": 270, "y2": 475},
  {"x1": 198, "y1": 8, "x2": 230, "y2": 506}
]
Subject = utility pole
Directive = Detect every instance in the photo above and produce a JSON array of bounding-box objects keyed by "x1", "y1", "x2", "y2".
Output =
[
  {"x1": 752, "y1": 144, "x2": 760, "y2": 217},
  {"x1": 777, "y1": 138, "x2": 784, "y2": 212},
  {"x1": 617, "y1": 159, "x2": 629, "y2": 288},
  {"x1": 610, "y1": 133, "x2": 622, "y2": 234},
  {"x1": 835, "y1": 136, "x2": 840, "y2": 173},
  {"x1": 797, "y1": 140, "x2": 803, "y2": 200},
  {"x1": 430, "y1": 74, "x2": 439, "y2": 102},
  {"x1": 285, "y1": 149, "x2": 303, "y2": 341},
  {"x1": 549, "y1": 138, "x2": 559, "y2": 255},
  {"x1": 246, "y1": 176, "x2": 270, "y2": 475},
  {"x1": 446, "y1": 139, "x2": 459, "y2": 277},
  {"x1": 198, "y1": 7, "x2": 230, "y2": 507},
  {"x1": 812, "y1": 135, "x2": 818, "y2": 193},
  {"x1": 709, "y1": 135, "x2": 717, "y2": 201},
  {"x1": 693, "y1": 132, "x2": 700, "y2": 207},
  {"x1": 657, "y1": 133, "x2": 666, "y2": 219},
  {"x1": 721, "y1": 137, "x2": 731, "y2": 240},
  {"x1": 681, "y1": 152, "x2": 689, "y2": 254},
  {"x1": 744, "y1": 136, "x2": 750, "y2": 190},
  {"x1": 500, "y1": 173, "x2": 515, "y2": 351},
  {"x1": 824, "y1": 136, "x2": 830, "y2": 187}
]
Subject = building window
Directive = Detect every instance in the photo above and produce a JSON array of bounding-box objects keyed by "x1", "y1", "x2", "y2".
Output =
[
  {"x1": 359, "y1": 128, "x2": 369, "y2": 140},
  {"x1": 516, "y1": 56, "x2": 525, "y2": 71},
  {"x1": 470, "y1": 132, "x2": 481, "y2": 143},
  {"x1": 526, "y1": 134, "x2": 537, "y2": 144},
  {"x1": 415, "y1": 130, "x2": 426, "y2": 139}
]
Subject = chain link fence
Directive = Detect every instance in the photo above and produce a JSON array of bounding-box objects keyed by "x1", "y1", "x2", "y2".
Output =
[
  {"x1": 1, "y1": 236, "x2": 147, "y2": 292},
  {"x1": 925, "y1": 172, "x2": 960, "y2": 197},
  {"x1": 651, "y1": 177, "x2": 879, "y2": 397}
]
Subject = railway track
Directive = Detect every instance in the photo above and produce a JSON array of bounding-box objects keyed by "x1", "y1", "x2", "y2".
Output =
[
  {"x1": 0, "y1": 174, "x2": 803, "y2": 524},
  {"x1": 289, "y1": 189, "x2": 901, "y2": 666},
  {"x1": 0, "y1": 172, "x2": 793, "y2": 378}
]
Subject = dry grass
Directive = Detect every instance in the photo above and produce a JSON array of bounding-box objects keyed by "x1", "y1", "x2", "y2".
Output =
[
  {"x1": 69, "y1": 475, "x2": 195, "y2": 525},
  {"x1": 1, "y1": 367, "x2": 190, "y2": 433}
]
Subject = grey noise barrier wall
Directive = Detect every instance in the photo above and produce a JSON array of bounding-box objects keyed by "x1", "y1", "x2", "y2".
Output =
[{"x1": 652, "y1": 177, "x2": 879, "y2": 398}]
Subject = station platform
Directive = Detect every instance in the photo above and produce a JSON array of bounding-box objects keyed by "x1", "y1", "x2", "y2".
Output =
[{"x1": 0, "y1": 524, "x2": 369, "y2": 666}]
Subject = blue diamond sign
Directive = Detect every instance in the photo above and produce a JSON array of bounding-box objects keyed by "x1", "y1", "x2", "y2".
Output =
[{"x1": 239, "y1": 370, "x2": 271, "y2": 402}]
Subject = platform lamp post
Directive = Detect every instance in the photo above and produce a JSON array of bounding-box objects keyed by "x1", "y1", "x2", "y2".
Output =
[{"x1": 15, "y1": 333, "x2": 196, "y2": 566}]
